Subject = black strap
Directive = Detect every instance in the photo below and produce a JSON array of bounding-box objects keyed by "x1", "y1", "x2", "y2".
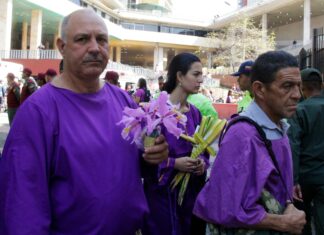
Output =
[{"x1": 219, "y1": 115, "x2": 293, "y2": 203}]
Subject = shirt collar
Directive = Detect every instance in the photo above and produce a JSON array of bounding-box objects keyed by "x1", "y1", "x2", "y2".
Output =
[{"x1": 241, "y1": 101, "x2": 290, "y2": 136}]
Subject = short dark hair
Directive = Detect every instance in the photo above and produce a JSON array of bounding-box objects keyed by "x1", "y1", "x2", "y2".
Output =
[
  {"x1": 251, "y1": 51, "x2": 298, "y2": 84},
  {"x1": 158, "y1": 76, "x2": 164, "y2": 82},
  {"x1": 164, "y1": 53, "x2": 201, "y2": 93}
]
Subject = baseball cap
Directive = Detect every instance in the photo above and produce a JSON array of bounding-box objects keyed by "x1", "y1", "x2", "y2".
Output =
[
  {"x1": 45, "y1": 69, "x2": 57, "y2": 77},
  {"x1": 23, "y1": 68, "x2": 32, "y2": 76},
  {"x1": 37, "y1": 73, "x2": 46, "y2": 81},
  {"x1": 232, "y1": 60, "x2": 254, "y2": 76},
  {"x1": 300, "y1": 68, "x2": 322, "y2": 82},
  {"x1": 104, "y1": 71, "x2": 119, "y2": 84}
]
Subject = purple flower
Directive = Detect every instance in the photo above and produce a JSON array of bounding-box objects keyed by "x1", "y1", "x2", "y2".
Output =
[
  {"x1": 150, "y1": 92, "x2": 187, "y2": 138},
  {"x1": 117, "y1": 91, "x2": 187, "y2": 147}
]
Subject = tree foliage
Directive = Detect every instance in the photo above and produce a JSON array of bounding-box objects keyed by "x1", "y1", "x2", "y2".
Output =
[{"x1": 200, "y1": 17, "x2": 276, "y2": 72}]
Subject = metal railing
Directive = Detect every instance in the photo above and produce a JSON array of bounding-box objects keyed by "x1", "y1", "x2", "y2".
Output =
[
  {"x1": 0, "y1": 50, "x2": 63, "y2": 59},
  {"x1": 0, "y1": 50, "x2": 155, "y2": 79},
  {"x1": 106, "y1": 61, "x2": 155, "y2": 79},
  {"x1": 277, "y1": 42, "x2": 308, "y2": 56}
]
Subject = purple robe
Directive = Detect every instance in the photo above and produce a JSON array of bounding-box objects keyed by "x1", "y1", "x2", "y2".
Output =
[
  {"x1": 0, "y1": 83, "x2": 148, "y2": 235},
  {"x1": 193, "y1": 122, "x2": 293, "y2": 228},
  {"x1": 143, "y1": 104, "x2": 209, "y2": 235}
]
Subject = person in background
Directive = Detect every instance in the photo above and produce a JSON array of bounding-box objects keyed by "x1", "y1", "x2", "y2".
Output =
[
  {"x1": 143, "y1": 53, "x2": 209, "y2": 235},
  {"x1": 6, "y1": 73, "x2": 20, "y2": 126},
  {"x1": 20, "y1": 67, "x2": 38, "y2": 104},
  {"x1": 0, "y1": 80, "x2": 6, "y2": 111},
  {"x1": 125, "y1": 83, "x2": 134, "y2": 96},
  {"x1": 194, "y1": 51, "x2": 306, "y2": 234},
  {"x1": 45, "y1": 69, "x2": 57, "y2": 83},
  {"x1": 36, "y1": 72, "x2": 46, "y2": 87},
  {"x1": 205, "y1": 89, "x2": 215, "y2": 102},
  {"x1": 153, "y1": 75, "x2": 165, "y2": 99},
  {"x1": 232, "y1": 60, "x2": 254, "y2": 112},
  {"x1": 288, "y1": 68, "x2": 324, "y2": 235},
  {"x1": 0, "y1": 9, "x2": 168, "y2": 235},
  {"x1": 225, "y1": 89, "x2": 233, "y2": 103},
  {"x1": 59, "y1": 59, "x2": 64, "y2": 74},
  {"x1": 104, "y1": 70, "x2": 119, "y2": 87},
  {"x1": 158, "y1": 75, "x2": 164, "y2": 91},
  {"x1": 133, "y1": 77, "x2": 150, "y2": 104}
]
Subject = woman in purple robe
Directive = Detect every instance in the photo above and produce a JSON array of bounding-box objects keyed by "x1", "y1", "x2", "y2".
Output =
[
  {"x1": 143, "y1": 53, "x2": 209, "y2": 235},
  {"x1": 133, "y1": 77, "x2": 150, "y2": 104}
]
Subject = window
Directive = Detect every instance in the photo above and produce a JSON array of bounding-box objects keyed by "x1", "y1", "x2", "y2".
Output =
[
  {"x1": 80, "y1": 0, "x2": 87, "y2": 7},
  {"x1": 161, "y1": 26, "x2": 171, "y2": 33},
  {"x1": 144, "y1": 24, "x2": 158, "y2": 32},
  {"x1": 135, "y1": 24, "x2": 144, "y2": 30},
  {"x1": 121, "y1": 23, "x2": 134, "y2": 30}
]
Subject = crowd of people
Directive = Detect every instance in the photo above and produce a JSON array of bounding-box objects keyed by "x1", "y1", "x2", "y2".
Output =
[
  {"x1": 4, "y1": 67, "x2": 58, "y2": 125},
  {"x1": 0, "y1": 8, "x2": 323, "y2": 235}
]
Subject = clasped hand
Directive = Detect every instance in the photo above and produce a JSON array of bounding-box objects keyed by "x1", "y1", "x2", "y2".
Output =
[{"x1": 174, "y1": 157, "x2": 205, "y2": 175}]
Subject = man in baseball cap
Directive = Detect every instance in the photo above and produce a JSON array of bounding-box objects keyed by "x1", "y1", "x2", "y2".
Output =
[
  {"x1": 21, "y1": 67, "x2": 38, "y2": 104},
  {"x1": 22, "y1": 68, "x2": 32, "y2": 77},
  {"x1": 232, "y1": 60, "x2": 254, "y2": 112},
  {"x1": 45, "y1": 68, "x2": 57, "y2": 83},
  {"x1": 300, "y1": 68, "x2": 322, "y2": 99}
]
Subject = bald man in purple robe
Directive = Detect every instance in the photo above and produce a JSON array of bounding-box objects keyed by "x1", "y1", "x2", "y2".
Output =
[{"x1": 0, "y1": 9, "x2": 168, "y2": 235}]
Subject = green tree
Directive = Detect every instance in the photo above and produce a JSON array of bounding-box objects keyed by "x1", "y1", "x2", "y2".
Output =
[{"x1": 202, "y1": 17, "x2": 276, "y2": 72}]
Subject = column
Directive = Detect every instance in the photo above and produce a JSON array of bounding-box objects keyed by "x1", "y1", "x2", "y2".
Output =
[
  {"x1": 303, "y1": 0, "x2": 311, "y2": 46},
  {"x1": 116, "y1": 46, "x2": 121, "y2": 63},
  {"x1": 109, "y1": 46, "x2": 114, "y2": 61},
  {"x1": 261, "y1": 13, "x2": 267, "y2": 43},
  {"x1": 207, "y1": 52, "x2": 212, "y2": 69},
  {"x1": 153, "y1": 45, "x2": 163, "y2": 72},
  {"x1": 30, "y1": 9, "x2": 42, "y2": 50},
  {"x1": 21, "y1": 21, "x2": 28, "y2": 50},
  {"x1": 53, "y1": 33, "x2": 59, "y2": 50},
  {"x1": 0, "y1": 0, "x2": 13, "y2": 55},
  {"x1": 53, "y1": 23, "x2": 60, "y2": 49}
]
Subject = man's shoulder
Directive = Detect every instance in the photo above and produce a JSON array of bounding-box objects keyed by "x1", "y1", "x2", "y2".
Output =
[
  {"x1": 224, "y1": 117, "x2": 261, "y2": 140},
  {"x1": 106, "y1": 83, "x2": 137, "y2": 107},
  {"x1": 297, "y1": 96, "x2": 324, "y2": 110},
  {"x1": 26, "y1": 77, "x2": 36, "y2": 84}
]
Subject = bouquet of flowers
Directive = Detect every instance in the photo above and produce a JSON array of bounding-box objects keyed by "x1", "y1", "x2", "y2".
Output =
[
  {"x1": 171, "y1": 116, "x2": 227, "y2": 205},
  {"x1": 117, "y1": 91, "x2": 187, "y2": 148}
]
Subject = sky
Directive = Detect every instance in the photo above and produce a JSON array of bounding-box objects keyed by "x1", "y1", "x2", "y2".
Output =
[{"x1": 172, "y1": 0, "x2": 238, "y2": 22}]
